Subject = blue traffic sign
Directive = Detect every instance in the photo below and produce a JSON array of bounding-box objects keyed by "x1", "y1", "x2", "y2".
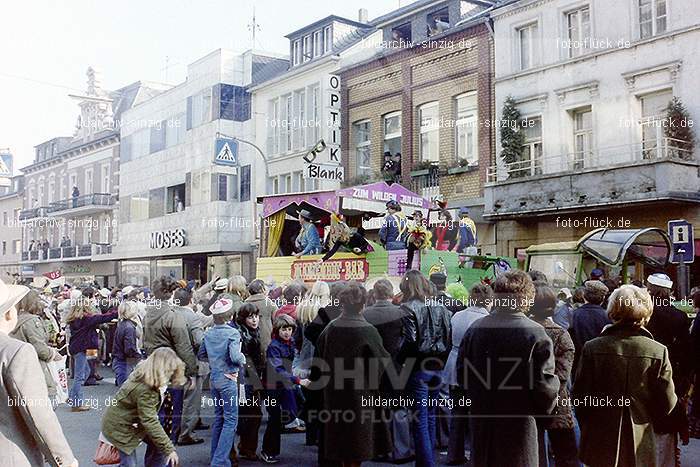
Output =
[
  {"x1": 214, "y1": 138, "x2": 238, "y2": 166},
  {"x1": 668, "y1": 219, "x2": 694, "y2": 264}
]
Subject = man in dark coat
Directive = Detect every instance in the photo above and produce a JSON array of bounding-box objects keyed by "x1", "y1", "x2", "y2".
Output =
[
  {"x1": 645, "y1": 273, "x2": 692, "y2": 454},
  {"x1": 569, "y1": 280, "x2": 610, "y2": 372},
  {"x1": 363, "y1": 279, "x2": 406, "y2": 357},
  {"x1": 457, "y1": 270, "x2": 559, "y2": 467},
  {"x1": 316, "y1": 282, "x2": 393, "y2": 464}
]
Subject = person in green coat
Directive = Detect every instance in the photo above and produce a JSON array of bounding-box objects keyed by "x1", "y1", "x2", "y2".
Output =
[
  {"x1": 102, "y1": 347, "x2": 186, "y2": 467},
  {"x1": 573, "y1": 285, "x2": 678, "y2": 467}
]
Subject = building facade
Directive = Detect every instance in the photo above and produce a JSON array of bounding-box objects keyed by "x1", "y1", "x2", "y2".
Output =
[
  {"x1": 19, "y1": 69, "x2": 170, "y2": 286},
  {"x1": 251, "y1": 13, "x2": 378, "y2": 195},
  {"x1": 339, "y1": 0, "x2": 498, "y2": 252},
  {"x1": 112, "y1": 49, "x2": 288, "y2": 285},
  {"x1": 486, "y1": 0, "x2": 700, "y2": 280},
  {"x1": 0, "y1": 175, "x2": 24, "y2": 281}
]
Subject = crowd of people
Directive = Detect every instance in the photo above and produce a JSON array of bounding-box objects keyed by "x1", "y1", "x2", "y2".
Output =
[{"x1": 0, "y1": 265, "x2": 699, "y2": 467}]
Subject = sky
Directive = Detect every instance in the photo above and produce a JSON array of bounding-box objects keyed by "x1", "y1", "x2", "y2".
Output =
[{"x1": 0, "y1": 0, "x2": 405, "y2": 170}]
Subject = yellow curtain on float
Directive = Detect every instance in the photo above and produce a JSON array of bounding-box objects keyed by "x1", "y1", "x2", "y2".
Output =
[{"x1": 266, "y1": 210, "x2": 286, "y2": 257}]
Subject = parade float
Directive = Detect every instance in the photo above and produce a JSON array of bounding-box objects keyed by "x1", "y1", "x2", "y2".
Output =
[
  {"x1": 525, "y1": 227, "x2": 672, "y2": 289},
  {"x1": 256, "y1": 181, "x2": 516, "y2": 286}
]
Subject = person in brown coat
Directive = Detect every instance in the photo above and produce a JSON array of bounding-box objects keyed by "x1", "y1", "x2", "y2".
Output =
[
  {"x1": 0, "y1": 278, "x2": 77, "y2": 467},
  {"x1": 316, "y1": 282, "x2": 393, "y2": 465},
  {"x1": 573, "y1": 285, "x2": 678, "y2": 467},
  {"x1": 531, "y1": 284, "x2": 578, "y2": 467}
]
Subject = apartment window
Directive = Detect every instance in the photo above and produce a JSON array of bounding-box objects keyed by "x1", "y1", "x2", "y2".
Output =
[
  {"x1": 419, "y1": 103, "x2": 440, "y2": 163},
  {"x1": 354, "y1": 120, "x2": 371, "y2": 176},
  {"x1": 2, "y1": 211, "x2": 6, "y2": 226},
  {"x1": 150, "y1": 122, "x2": 166, "y2": 153},
  {"x1": 391, "y1": 23, "x2": 412, "y2": 42},
  {"x1": 102, "y1": 164, "x2": 110, "y2": 193},
  {"x1": 284, "y1": 174, "x2": 292, "y2": 194},
  {"x1": 165, "y1": 113, "x2": 186, "y2": 147},
  {"x1": 521, "y1": 117, "x2": 543, "y2": 175},
  {"x1": 313, "y1": 31, "x2": 323, "y2": 57},
  {"x1": 130, "y1": 129, "x2": 150, "y2": 160},
  {"x1": 59, "y1": 178, "x2": 66, "y2": 200},
  {"x1": 294, "y1": 90, "x2": 306, "y2": 150},
  {"x1": 187, "y1": 88, "x2": 212, "y2": 129},
  {"x1": 639, "y1": 0, "x2": 667, "y2": 38},
  {"x1": 217, "y1": 174, "x2": 228, "y2": 201},
  {"x1": 310, "y1": 85, "x2": 320, "y2": 144},
  {"x1": 85, "y1": 169, "x2": 93, "y2": 195},
  {"x1": 517, "y1": 23, "x2": 539, "y2": 70},
  {"x1": 573, "y1": 108, "x2": 593, "y2": 169},
  {"x1": 293, "y1": 171, "x2": 303, "y2": 192},
  {"x1": 130, "y1": 193, "x2": 149, "y2": 221},
  {"x1": 2, "y1": 241, "x2": 5, "y2": 255},
  {"x1": 302, "y1": 35, "x2": 311, "y2": 62},
  {"x1": 566, "y1": 6, "x2": 591, "y2": 57},
  {"x1": 383, "y1": 112, "x2": 402, "y2": 157},
  {"x1": 455, "y1": 93, "x2": 478, "y2": 165},
  {"x1": 292, "y1": 40, "x2": 301, "y2": 66},
  {"x1": 240, "y1": 165, "x2": 251, "y2": 201},
  {"x1": 46, "y1": 174, "x2": 56, "y2": 204},
  {"x1": 268, "y1": 99, "x2": 281, "y2": 154},
  {"x1": 272, "y1": 177, "x2": 280, "y2": 195},
  {"x1": 323, "y1": 26, "x2": 332, "y2": 53},
  {"x1": 427, "y1": 8, "x2": 450, "y2": 36},
  {"x1": 640, "y1": 89, "x2": 673, "y2": 156},
  {"x1": 13, "y1": 240, "x2": 20, "y2": 254},
  {"x1": 166, "y1": 184, "x2": 186, "y2": 214}
]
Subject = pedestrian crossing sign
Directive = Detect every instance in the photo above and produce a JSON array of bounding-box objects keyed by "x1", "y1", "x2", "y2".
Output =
[
  {"x1": 214, "y1": 138, "x2": 238, "y2": 167},
  {"x1": 0, "y1": 154, "x2": 11, "y2": 177}
]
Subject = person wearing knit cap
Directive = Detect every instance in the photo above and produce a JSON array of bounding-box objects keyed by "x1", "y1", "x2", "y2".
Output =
[{"x1": 645, "y1": 272, "x2": 692, "y2": 458}]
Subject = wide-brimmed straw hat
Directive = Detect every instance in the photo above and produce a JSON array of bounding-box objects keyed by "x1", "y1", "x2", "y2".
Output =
[{"x1": 0, "y1": 278, "x2": 29, "y2": 315}]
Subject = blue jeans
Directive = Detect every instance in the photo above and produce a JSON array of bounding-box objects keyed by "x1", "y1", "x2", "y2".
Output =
[
  {"x1": 210, "y1": 375, "x2": 239, "y2": 467},
  {"x1": 68, "y1": 352, "x2": 90, "y2": 406},
  {"x1": 119, "y1": 437, "x2": 167, "y2": 467},
  {"x1": 409, "y1": 370, "x2": 442, "y2": 467},
  {"x1": 113, "y1": 358, "x2": 135, "y2": 387}
]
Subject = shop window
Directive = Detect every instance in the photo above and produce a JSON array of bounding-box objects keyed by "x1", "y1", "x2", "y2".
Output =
[
  {"x1": 391, "y1": 23, "x2": 412, "y2": 43},
  {"x1": 166, "y1": 184, "x2": 185, "y2": 214},
  {"x1": 427, "y1": 8, "x2": 450, "y2": 36}
]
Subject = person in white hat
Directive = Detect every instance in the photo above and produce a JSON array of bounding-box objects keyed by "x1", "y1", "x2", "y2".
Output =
[
  {"x1": 0, "y1": 278, "x2": 78, "y2": 467},
  {"x1": 645, "y1": 272, "x2": 692, "y2": 462},
  {"x1": 199, "y1": 294, "x2": 246, "y2": 467}
]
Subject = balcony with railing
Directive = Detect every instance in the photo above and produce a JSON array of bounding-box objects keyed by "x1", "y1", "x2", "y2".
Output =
[
  {"x1": 20, "y1": 243, "x2": 112, "y2": 263},
  {"x1": 18, "y1": 207, "x2": 50, "y2": 221},
  {"x1": 484, "y1": 137, "x2": 699, "y2": 218},
  {"x1": 47, "y1": 193, "x2": 115, "y2": 216}
]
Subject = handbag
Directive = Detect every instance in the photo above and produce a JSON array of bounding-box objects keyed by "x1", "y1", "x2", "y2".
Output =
[
  {"x1": 93, "y1": 435, "x2": 120, "y2": 465},
  {"x1": 47, "y1": 356, "x2": 68, "y2": 405}
]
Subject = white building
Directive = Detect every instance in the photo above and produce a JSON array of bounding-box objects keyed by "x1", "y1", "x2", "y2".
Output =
[
  {"x1": 485, "y1": 0, "x2": 700, "y2": 264},
  {"x1": 250, "y1": 12, "x2": 380, "y2": 195},
  {"x1": 112, "y1": 49, "x2": 287, "y2": 285},
  {"x1": 0, "y1": 175, "x2": 24, "y2": 281},
  {"x1": 19, "y1": 70, "x2": 169, "y2": 286}
]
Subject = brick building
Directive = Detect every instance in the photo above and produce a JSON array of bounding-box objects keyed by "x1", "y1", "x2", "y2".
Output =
[{"x1": 338, "y1": 1, "x2": 498, "y2": 253}]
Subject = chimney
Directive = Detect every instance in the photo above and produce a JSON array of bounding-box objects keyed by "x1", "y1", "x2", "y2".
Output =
[{"x1": 358, "y1": 8, "x2": 369, "y2": 23}]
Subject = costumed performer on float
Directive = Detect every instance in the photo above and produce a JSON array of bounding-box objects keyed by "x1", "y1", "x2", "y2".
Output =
[
  {"x1": 319, "y1": 213, "x2": 371, "y2": 262},
  {"x1": 294, "y1": 209, "x2": 321, "y2": 257},
  {"x1": 406, "y1": 210, "x2": 432, "y2": 270},
  {"x1": 378, "y1": 200, "x2": 407, "y2": 250}
]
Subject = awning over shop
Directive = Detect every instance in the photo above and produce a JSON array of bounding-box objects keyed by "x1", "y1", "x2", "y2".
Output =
[
  {"x1": 260, "y1": 181, "x2": 431, "y2": 218},
  {"x1": 336, "y1": 181, "x2": 431, "y2": 215},
  {"x1": 578, "y1": 228, "x2": 671, "y2": 267},
  {"x1": 260, "y1": 190, "x2": 337, "y2": 218}
]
